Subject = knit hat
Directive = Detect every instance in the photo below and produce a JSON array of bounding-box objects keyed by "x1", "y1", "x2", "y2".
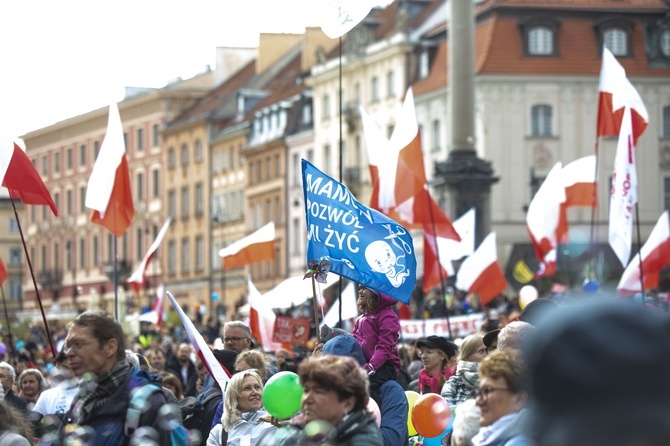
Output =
[
  {"x1": 322, "y1": 334, "x2": 367, "y2": 367},
  {"x1": 523, "y1": 299, "x2": 670, "y2": 446},
  {"x1": 213, "y1": 349, "x2": 238, "y2": 376},
  {"x1": 416, "y1": 335, "x2": 458, "y2": 359}
]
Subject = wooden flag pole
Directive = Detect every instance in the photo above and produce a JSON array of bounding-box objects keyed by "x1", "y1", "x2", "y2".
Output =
[
  {"x1": 311, "y1": 276, "x2": 321, "y2": 343},
  {"x1": 9, "y1": 197, "x2": 57, "y2": 359}
]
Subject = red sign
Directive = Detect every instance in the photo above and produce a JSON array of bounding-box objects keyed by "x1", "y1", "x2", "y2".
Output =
[{"x1": 273, "y1": 317, "x2": 311, "y2": 346}]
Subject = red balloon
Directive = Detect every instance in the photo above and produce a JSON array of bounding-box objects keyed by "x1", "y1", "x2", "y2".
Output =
[{"x1": 411, "y1": 393, "x2": 451, "y2": 438}]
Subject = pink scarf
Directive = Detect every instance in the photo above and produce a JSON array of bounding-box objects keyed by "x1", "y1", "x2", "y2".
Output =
[{"x1": 418, "y1": 367, "x2": 450, "y2": 394}]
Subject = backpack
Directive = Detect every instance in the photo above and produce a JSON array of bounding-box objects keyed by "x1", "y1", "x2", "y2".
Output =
[
  {"x1": 126, "y1": 383, "x2": 190, "y2": 446},
  {"x1": 179, "y1": 387, "x2": 222, "y2": 440}
]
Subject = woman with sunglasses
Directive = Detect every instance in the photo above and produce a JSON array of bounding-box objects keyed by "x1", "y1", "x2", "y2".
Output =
[{"x1": 471, "y1": 350, "x2": 532, "y2": 446}]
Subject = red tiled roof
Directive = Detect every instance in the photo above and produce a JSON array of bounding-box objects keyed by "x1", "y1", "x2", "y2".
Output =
[
  {"x1": 413, "y1": 40, "x2": 448, "y2": 96},
  {"x1": 477, "y1": 0, "x2": 665, "y2": 10}
]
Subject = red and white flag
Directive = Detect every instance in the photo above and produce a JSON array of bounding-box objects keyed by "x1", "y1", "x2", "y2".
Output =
[
  {"x1": 562, "y1": 155, "x2": 597, "y2": 208},
  {"x1": 166, "y1": 290, "x2": 231, "y2": 386},
  {"x1": 455, "y1": 232, "x2": 506, "y2": 305},
  {"x1": 138, "y1": 283, "x2": 165, "y2": 328},
  {"x1": 617, "y1": 211, "x2": 670, "y2": 295},
  {"x1": 0, "y1": 139, "x2": 58, "y2": 216},
  {"x1": 247, "y1": 277, "x2": 283, "y2": 352},
  {"x1": 85, "y1": 102, "x2": 134, "y2": 237},
  {"x1": 526, "y1": 162, "x2": 567, "y2": 276},
  {"x1": 598, "y1": 47, "x2": 648, "y2": 145},
  {"x1": 423, "y1": 208, "x2": 476, "y2": 293},
  {"x1": 0, "y1": 257, "x2": 7, "y2": 285},
  {"x1": 127, "y1": 218, "x2": 172, "y2": 293},
  {"x1": 318, "y1": 0, "x2": 373, "y2": 39},
  {"x1": 219, "y1": 222, "x2": 275, "y2": 270},
  {"x1": 609, "y1": 106, "x2": 637, "y2": 267}
]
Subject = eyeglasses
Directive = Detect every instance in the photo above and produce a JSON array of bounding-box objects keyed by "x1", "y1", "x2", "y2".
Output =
[
  {"x1": 223, "y1": 336, "x2": 248, "y2": 343},
  {"x1": 473, "y1": 386, "x2": 512, "y2": 400},
  {"x1": 64, "y1": 340, "x2": 95, "y2": 352}
]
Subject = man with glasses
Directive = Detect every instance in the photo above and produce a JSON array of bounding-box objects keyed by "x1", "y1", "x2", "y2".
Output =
[
  {"x1": 221, "y1": 321, "x2": 252, "y2": 354},
  {"x1": 0, "y1": 361, "x2": 27, "y2": 414},
  {"x1": 59, "y1": 310, "x2": 173, "y2": 444}
]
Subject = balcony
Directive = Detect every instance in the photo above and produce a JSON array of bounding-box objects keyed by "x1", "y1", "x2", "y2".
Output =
[
  {"x1": 38, "y1": 269, "x2": 63, "y2": 291},
  {"x1": 103, "y1": 259, "x2": 133, "y2": 286}
]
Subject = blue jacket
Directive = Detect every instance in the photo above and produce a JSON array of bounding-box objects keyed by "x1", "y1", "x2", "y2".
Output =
[{"x1": 379, "y1": 380, "x2": 409, "y2": 446}]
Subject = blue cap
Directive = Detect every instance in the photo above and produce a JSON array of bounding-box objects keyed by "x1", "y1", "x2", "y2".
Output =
[{"x1": 322, "y1": 334, "x2": 366, "y2": 366}]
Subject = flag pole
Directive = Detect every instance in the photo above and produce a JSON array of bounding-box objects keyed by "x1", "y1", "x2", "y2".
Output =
[
  {"x1": 113, "y1": 235, "x2": 119, "y2": 320},
  {"x1": 634, "y1": 203, "x2": 646, "y2": 304},
  {"x1": 426, "y1": 195, "x2": 453, "y2": 340},
  {"x1": 311, "y1": 276, "x2": 321, "y2": 343},
  {"x1": 337, "y1": 34, "x2": 344, "y2": 328},
  {"x1": 0, "y1": 286, "x2": 17, "y2": 368},
  {"x1": 9, "y1": 197, "x2": 57, "y2": 359},
  {"x1": 588, "y1": 140, "x2": 600, "y2": 275}
]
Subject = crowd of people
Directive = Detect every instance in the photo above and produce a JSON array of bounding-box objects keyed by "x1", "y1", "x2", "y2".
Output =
[{"x1": 0, "y1": 284, "x2": 668, "y2": 445}]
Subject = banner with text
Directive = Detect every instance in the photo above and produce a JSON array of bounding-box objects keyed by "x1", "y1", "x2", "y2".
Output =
[{"x1": 399, "y1": 313, "x2": 485, "y2": 340}]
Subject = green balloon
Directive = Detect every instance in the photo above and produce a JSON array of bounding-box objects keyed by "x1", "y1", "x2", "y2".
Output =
[{"x1": 262, "y1": 371, "x2": 304, "y2": 419}]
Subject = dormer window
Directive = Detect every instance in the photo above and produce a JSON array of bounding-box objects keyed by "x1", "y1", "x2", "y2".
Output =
[
  {"x1": 604, "y1": 27, "x2": 627, "y2": 56},
  {"x1": 661, "y1": 30, "x2": 670, "y2": 57},
  {"x1": 521, "y1": 18, "x2": 559, "y2": 57},
  {"x1": 595, "y1": 18, "x2": 633, "y2": 57},
  {"x1": 418, "y1": 49, "x2": 430, "y2": 79}
]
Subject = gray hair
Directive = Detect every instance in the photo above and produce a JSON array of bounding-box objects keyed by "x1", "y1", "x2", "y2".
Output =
[
  {"x1": 0, "y1": 362, "x2": 16, "y2": 383},
  {"x1": 18, "y1": 368, "x2": 48, "y2": 393},
  {"x1": 223, "y1": 321, "x2": 251, "y2": 338},
  {"x1": 223, "y1": 369, "x2": 264, "y2": 431},
  {"x1": 498, "y1": 321, "x2": 535, "y2": 352},
  {"x1": 451, "y1": 399, "x2": 481, "y2": 446}
]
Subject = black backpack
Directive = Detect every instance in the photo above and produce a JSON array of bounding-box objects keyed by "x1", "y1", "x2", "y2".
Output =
[{"x1": 179, "y1": 387, "x2": 222, "y2": 440}]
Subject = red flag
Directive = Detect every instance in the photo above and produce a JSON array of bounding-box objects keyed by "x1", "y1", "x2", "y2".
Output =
[
  {"x1": 85, "y1": 102, "x2": 134, "y2": 237},
  {"x1": 455, "y1": 232, "x2": 506, "y2": 305},
  {"x1": 562, "y1": 155, "x2": 597, "y2": 208},
  {"x1": 0, "y1": 257, "x2": 7, "y2": 285},
  {"x1": 526, "y1": 163, "x2": 566, "y2": 277},
  {"x1": 166, "y1": 291, "x2": 231, "y2": 386},
  {"x1": 247, "y1": 277, "x2": 283, "y2": 352},
  {"x1": 617, "y1": 211, "x2": 670, "y2": 295},
  {"x1": 127, "y1": 218, "x2": 172, "y2": 293},
  {"x1": 138, "y1": 283, "x2": 165, "y2": 329},
  {"x1": 609, "y1": 107, "x2": 637, "y2": 267},
  {"x1": 0, "y1": 141, "x2": 58, "y2": 216},
  {"x1": 219, "y1": 222, "x2": 275, "y2": 270},
  {"x1": 597, "y1": 47, "x2": 648, "y2": 145}
]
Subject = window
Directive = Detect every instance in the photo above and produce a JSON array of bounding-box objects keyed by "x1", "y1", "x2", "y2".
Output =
[
  {"x1": 665, "y1": 176, "x2": 670, "y2": 211},
  {"x1": 181, "y1": 186, "x2": 190, "y2": 218},
  {"x1": 9, "y1": 218, "x2": 18, "y2": 233},
  {"x1": 181, "y1": 238, "x2": 190, "y2": 272},
  {"x1": 41, "y1": 156, "x2": 48, "y2": 176},
  {"x1": 79, "y1": 185, "x2": 86, "y2": 213},
  {"x1": 67, "y1": 148, "x2": 73, "y2": 169},
  {"x1": 9, "y1": 248, "x2": 21, "y2": 265},
  {"x1": 79, "y1": 238, "x2": 85, "y2": 269},
  {"x1": 137, "y1": 128, "x2": 144, "y2": 152},
  {"x1": 93, "y1": 236, "x2": 98, "y2": 266},
  {"x1": 371, "y1": 76, "x2": 380, "y2": 102},
  {"x1": 604, "y1": 27, "x2": 627, "y2": 56},
  {"x1": 293, "y1": 153, "x2": 300, "y2": 186},
  {"x1": 136, "y1": 171, "x2": 144, "y2": 201},
  {"x1": 431, "y1": 119, "x2": 441, "y2": 152},
  {"x1": 168, "y1": 189, "x2": 176, "y2": 218},
  {"x1": 302, "y1": 101, "x2": 312, "y2": 125},
  {"x1": 528, "y1": 26, "x2": 553, "y2": 55},
  {"x1": 324, "y1": 144, "x2": 331, "y2": 175},
  {"x1": 124, "y1": 132, "x2": 128, "y2": 149},
  {"x1": 322, "y1": 94, "x2": 331, "y2": 120},
  {"x1": 663, "y1": 106, "x2": 670, "y2": 139},
  {"x1": 222, "y1": 147, "x2": 229, "y2": 171},
  {"x1": 66, "y1": 189, "x2": 73, "y2": 214},
  {"x1": 94, "y1": 141, "x2": 100, "y2": 160},
  {"x1": 194, "y1": 139, "x2": 203, "y2": 162},
  {"x1": 54, "y1": 152, "x2": 61, "y2": 173},
  {"x1": 181, "y1": 143, "x2": 189, "y2": 166},
  {"x1": 80, "y1": 144, "x2": 86, "y2": 166},
  {"x1": 152, "y1": 124, "x2": 159, "y2": 147},
  {"x1": 137, "y1": 228, "x2": 144, "y2": 261},
  {"x1": 531, "y1": 104, "x2": 553, "y2": 137},
  {"x1": 152, "y1": 168, "x2": 160, "y2": 198},
  {"x1": 66, "y1": 240, "x2": 73, "y2": 270},
  {"x1": 168, "y1": 147, "x2": 176, "y2": 168},
  {"x1": 196, "y1": 236, "x2": 204, "y2": 270},
  {"x1": 292, "y1": 217, "x2": 301, "y2": 254},
  {"x1": 387, "y1": 71, "x2": 396, "y2": 97},
  {"x1": 9, "y1": 280, "x2": 20, "y2": 301},
  {"x1": 195, "y1": 183, "x2": 203, "y2": 215},
  {"x1": 168, "y1": 240, "x2": 176, "y2": 274},
  {"x1": 419, "y1": 50, "x2": 430, "y2": 80}
]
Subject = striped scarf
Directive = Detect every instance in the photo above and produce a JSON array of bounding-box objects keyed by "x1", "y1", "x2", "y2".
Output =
[{"x1": 70, "y1": 360, "x2": 132, "y2": 426}]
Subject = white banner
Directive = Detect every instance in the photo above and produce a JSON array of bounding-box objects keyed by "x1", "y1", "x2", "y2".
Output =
[{"x1": 399, "y1": 313, "x2": 485, "y2": 340}]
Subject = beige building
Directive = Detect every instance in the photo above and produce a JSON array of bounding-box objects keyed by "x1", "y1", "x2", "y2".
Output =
[
  {"x1": 20, "y1": 72, "x2": 213, "y2": 313},
  {"x1": 0, "y1": 191, "x2": 24, "y2": 312}
]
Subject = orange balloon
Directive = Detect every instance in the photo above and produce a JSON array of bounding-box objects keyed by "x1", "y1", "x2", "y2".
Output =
[{"x1": 411, "y1": 393, "x2": 451, "y2": 438}]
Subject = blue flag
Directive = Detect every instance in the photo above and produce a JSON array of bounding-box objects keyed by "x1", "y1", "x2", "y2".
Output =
[{"x1": 302, "y1": 159, "x2": 416, "y2": 304}]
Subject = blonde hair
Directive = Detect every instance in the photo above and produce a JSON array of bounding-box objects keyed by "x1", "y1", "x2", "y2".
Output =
[
  {"x1": 235, "y1": 350, "x2": 267, "y2": 379},
  {"x1": 223, "y1": 369, "x2": 264, "y2": 431},
  {"x1": 458, "y1": 333, "x2": 485, "y2": 362}
]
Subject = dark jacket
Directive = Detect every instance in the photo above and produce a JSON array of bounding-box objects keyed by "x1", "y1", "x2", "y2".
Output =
[
  {"x1": 167, "y1": 359, "x2": 198, "y2": 397},
  {"x1": 5, "y1": 390, "x2": 28, "y2": 415},
  {"x1": 59, "y1": 365, "x2": 172, "y2": 446},
  {"x1": 378, "y1": 380, "x2": 409, "y2": 446},
  {"x1": 268, "y1": 409, "x2": 384, "y2": 446}
]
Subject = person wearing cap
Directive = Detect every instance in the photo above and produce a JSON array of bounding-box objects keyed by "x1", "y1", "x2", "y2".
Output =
[
  {"x1": 483, "y1": 329, "x2": 500, "y2": 353},
  {"x1": 441, "y1": 333, "x2": 487, "y2": 409},
  {"x1": 523, "y1": 299, "x2": 670, "y2": 446},
  {"x1": 409, "y1": 335, "x2": 458, "y2": 394},
  {"x1": 471, "y1": 350, "x2": 531, "y2": 446}
]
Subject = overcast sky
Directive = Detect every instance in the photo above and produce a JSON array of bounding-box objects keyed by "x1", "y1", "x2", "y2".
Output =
[{"x1": 0, "y1": 0, "x2": 335, "y2": 138}]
